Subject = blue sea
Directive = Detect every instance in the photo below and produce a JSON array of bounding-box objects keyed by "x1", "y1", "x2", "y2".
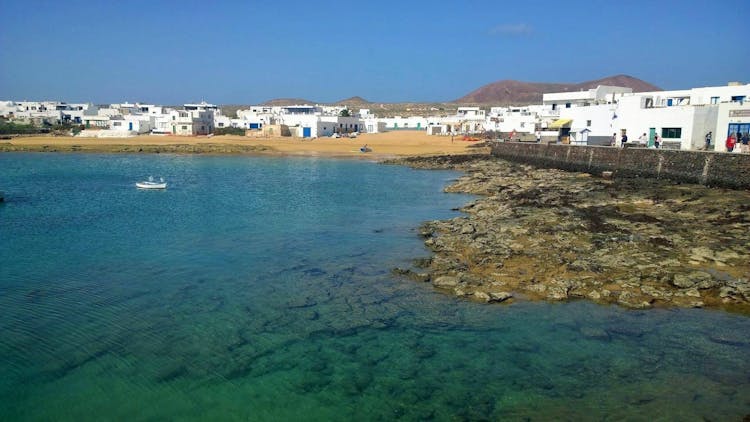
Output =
[{"x1": 0, "y1": 153, "x2": 748, "y2": 420}]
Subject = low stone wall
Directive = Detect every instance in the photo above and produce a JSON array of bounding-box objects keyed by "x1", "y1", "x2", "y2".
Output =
[{"x1": 491, "y1": 143, "x2": 750, "y2": 189}]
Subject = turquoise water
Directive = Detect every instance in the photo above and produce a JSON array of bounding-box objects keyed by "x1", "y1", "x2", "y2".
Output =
[{"x1": 1, "y1": 153, "x2": 748, "y2": 420}]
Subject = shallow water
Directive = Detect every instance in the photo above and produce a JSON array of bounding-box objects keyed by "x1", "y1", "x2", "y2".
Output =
[{"x1": 0, "y1": 153, "x2": 748, "y2": 420}]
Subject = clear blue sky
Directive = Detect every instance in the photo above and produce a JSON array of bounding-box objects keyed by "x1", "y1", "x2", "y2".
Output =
[{"x1": 1, "y1": 0, "x2": 747, "y2": 104}]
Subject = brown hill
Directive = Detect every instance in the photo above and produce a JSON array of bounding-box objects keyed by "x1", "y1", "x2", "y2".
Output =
[
  {"x1": 335, "y1": 96, "x2": 371, "y2": 105},
  {"x1": 455, "y1": 74, "x2": 661, "y2": 104}
]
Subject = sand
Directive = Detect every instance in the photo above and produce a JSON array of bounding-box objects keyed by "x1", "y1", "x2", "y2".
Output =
[{"x1": 1, "y1": 131, "x2": 484, "y2": 158}]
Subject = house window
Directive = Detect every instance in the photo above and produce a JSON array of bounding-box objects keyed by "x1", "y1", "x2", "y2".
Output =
[
  {"x1": 520, "y1": 122, "x2": 525, "y2": 128},
  {"x1": 182, "y1": 125, "x2": 188, "y2": 130},
  {"x1": 661, "y1": 128, "x2": 682, "y2": 138},
  {"x1": 565, "y1": 103, "x2": 571, "y2": 108},
  {"x1": 731, "y1": 96, "x2": 746, "y2": 104},
  {"x1": 552, "y1": 104, "x2": 557, "y2": 110},
  {"x1": 710, "y1": 96, "x2": 719, "y2": 104},
  {"x1": 113, "y1": 122, "x2": 121, "y2": 126},
  {"x1": 586, "y1": 120, "x2": 592, "y2": 127}
]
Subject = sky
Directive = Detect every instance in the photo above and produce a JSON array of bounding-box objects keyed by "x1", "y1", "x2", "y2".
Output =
[{"x1": 1, "y1": 0, "x2": 748, "y2": 104}]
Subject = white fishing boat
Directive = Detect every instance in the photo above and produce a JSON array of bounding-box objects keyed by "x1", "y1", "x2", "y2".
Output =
[{"x1": 136, "y1": 176, "x2": 167, "y2": 189}]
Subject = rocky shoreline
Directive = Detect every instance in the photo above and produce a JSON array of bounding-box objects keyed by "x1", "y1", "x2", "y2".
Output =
[{"x1": 389, "y1": 155, "x2": 750, "y2": 311}]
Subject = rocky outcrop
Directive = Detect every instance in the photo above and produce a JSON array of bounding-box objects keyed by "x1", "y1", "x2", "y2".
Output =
[{"x1": 390, "y1": 156, "x2": 750, "y2": 310}]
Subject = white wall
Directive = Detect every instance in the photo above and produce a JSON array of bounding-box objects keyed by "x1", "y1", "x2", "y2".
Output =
[
  {"x1": 380, "y1": 116, "x2": 428, "y2": 130},
  {"x1": 559, "y1": 104, "x2": 617, "y2": 137},
  {"x1": 616, "y1": 97, "x2": 696, "y2": 149}
]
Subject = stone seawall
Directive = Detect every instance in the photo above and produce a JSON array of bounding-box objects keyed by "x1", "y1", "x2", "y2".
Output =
[{"x1": 490, "y1": 143, "x2": 750, "y2": 189}]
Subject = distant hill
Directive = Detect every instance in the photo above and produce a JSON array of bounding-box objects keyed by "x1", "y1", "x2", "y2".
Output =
[
  {"x1": 455, "y1": 74, "x2": 661, "y2": 105},
  {"x1": 334, "y1": 96, "x2": 371, "y2": 107}
]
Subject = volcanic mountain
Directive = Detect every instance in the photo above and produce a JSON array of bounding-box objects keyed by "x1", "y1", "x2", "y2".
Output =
[{"x1": 455, "y1": 74, "x2": 661, "y2": 104}]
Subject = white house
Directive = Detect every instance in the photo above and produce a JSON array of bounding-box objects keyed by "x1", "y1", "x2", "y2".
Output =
[
  {"x1": 486, "y1": 106, "x2": 541, "y2": 134},
  {"x1": 543, "y1": 85, "x2": 633, "y2": 111},
  {"x1": 546, "y1": 82, "x2": 750, "y2": 149},
  {"x1": 107, "y1": 114, "x2": 153, "y2": 134},
  {"x1": 380, "y1": 116, "x2": 428, "y2": 130},
  {"x1": 363, "y1": 118, "x2": 387, "y2": 133}
]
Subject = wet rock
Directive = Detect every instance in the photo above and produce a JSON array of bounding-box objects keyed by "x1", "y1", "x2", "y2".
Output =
[
  {"x1": 453, "y1": 288, "x2": 469, "y2": 297},
  {"x1": 617, "y1": 292, "x2": 652, "y2": 309},
  {"x1": 473, "y1": 291, "x2": 491, "y2": 302},
  {"x1": 488, "y1": 291, "x2": 513, "y2": 303},
  {"x1": 672, "y1": 271, "x2": 715, "y2": 289},
  {"x1": 546, "y1": 287, "x2": 568, "y2": 301},
  {"x1": 433, "y1": 276, "x2": 459, "y2": 289},
  {"x1": 412, "y1": 257, "x2": 432, "y2": 268},
  {"x1": 683, "y1": 288, "x2": 702, "y2": 298},
  {"x1": 460, "y1": 223, "x2": 475, "y2": 234}
]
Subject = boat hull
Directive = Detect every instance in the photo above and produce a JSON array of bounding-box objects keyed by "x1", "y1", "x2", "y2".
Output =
[{"x1": 136, "y1": 182, "x2": 167, "y2": 189}]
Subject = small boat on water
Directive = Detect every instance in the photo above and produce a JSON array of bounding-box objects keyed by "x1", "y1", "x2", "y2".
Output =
[
  {"x1": 136, "y1": 176, "x2": 167, "y2": 189},
  {"x1": 0, "y1": 191, "x2": 4, "y2": 202}
]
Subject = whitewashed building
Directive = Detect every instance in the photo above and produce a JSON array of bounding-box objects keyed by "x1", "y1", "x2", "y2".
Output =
[
  {"x1": 546, "y1": 82, "x2": 750, "y2": 149},
  {"x1": 380, "y1": 116, "x2": 428, "y2": 130},
  {"x1": 543, "y1": 85, "x2": 633, "y2": 110}
]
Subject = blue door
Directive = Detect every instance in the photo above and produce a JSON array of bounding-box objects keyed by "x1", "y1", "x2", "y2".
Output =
[
  {"x1": 667, "y1": 99, "x2": 673, "y2": 106},
  {"x1": 303, "y1": 127, "x2": 311, "y2": 137},
  {"x1": 249, "y1": 123, "x2": 259, "y2": 129},
  {"x1": 128, "y1": 122, "x2": 133, "y2": 130}
]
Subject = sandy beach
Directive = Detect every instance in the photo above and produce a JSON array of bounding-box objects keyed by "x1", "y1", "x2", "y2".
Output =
[{"x1": 0, "y1": 131, "x2": 483, "y2": 158}]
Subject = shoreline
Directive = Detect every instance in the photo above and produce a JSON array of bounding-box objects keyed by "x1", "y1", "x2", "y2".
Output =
[
  {"x1": 391, "y1": 155, "x2": 750, "y2": 313},
  {"x1": 0, "y1": 131, "x2": 487, "y2": 159}
]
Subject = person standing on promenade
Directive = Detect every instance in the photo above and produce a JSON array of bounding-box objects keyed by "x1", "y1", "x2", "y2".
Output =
[
  {"x1": 621, "y1": 133, "x2": 628, "y2": 147},
  {"x1": 741, "y1": 132, "x2": 749, "y2": 153},
  {"x1": 611, "y1": 132, "x2": 617, "y2": 147},
  {"x1": 654, "y1": 134, "x2": 660, "y2": 149},
  {"x1": 726, "y1": 132, "x2": 737, "y2": 152},
  {"x1": 536, "y1": 130, "x2": 541, "y2": 143},
  {"x1": 705, "y1": 131, "x2": 712, "y2": 150}
]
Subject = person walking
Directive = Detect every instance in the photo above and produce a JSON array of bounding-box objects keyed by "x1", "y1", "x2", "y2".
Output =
[
  {"x1": 621, "y1": 133, "x2": 628, "y2": 147},
  {"x1": 611, "y1": 132, "x2": 617, "y2": 147},
  {"x1": 741, "y1": 132, "x2": 749, "y2": 153},
  {"x1": 705, "y1": 131, "x2": 712, "y2": 150},
  {"x1": 654, "y1": 134, "x2": 660, "y2": 149}
]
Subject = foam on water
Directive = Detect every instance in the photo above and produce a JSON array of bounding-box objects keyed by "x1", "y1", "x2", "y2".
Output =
[{"x1": 0, "y1": 153, "x2": 748, "y2": 420}]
